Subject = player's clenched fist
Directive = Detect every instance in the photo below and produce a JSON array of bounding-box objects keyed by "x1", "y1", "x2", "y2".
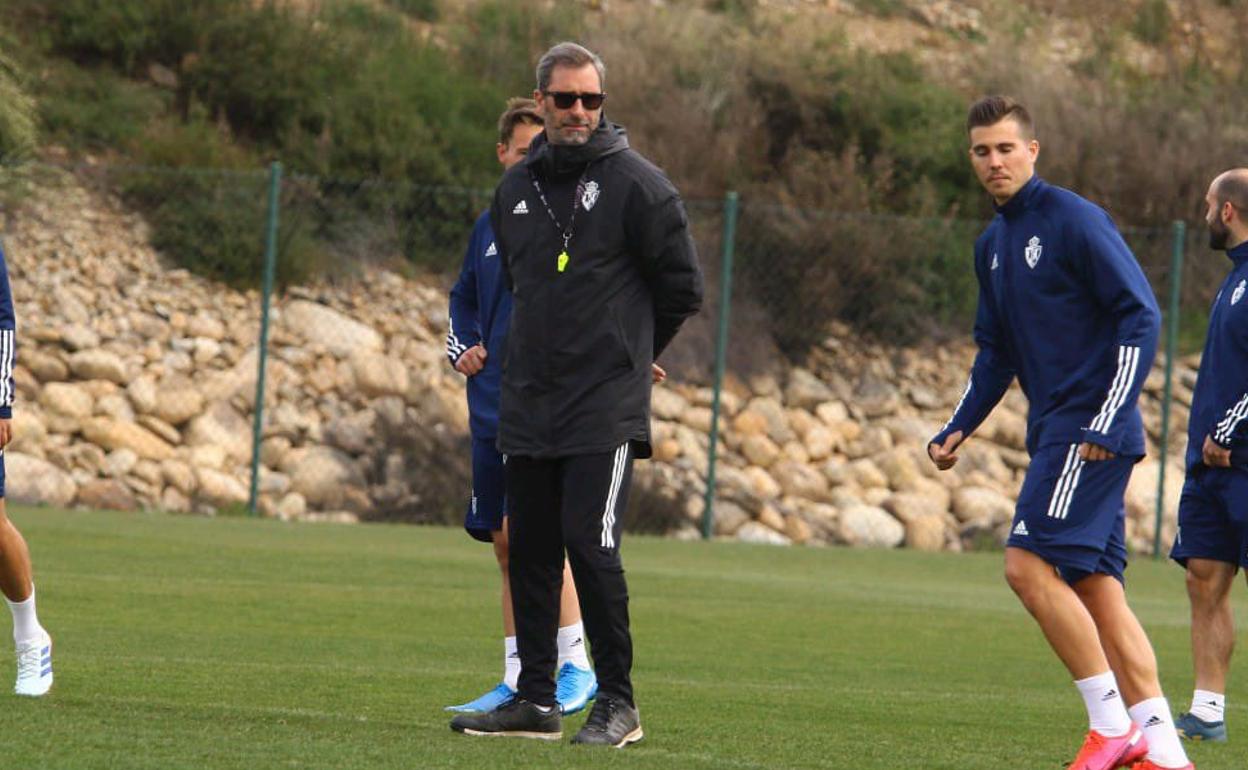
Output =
[
  {"x1": 454, "y1": 344, "x2": 487, "y2": 376},
  {"x1": 928, "y1": 430, "x2": 963, "y2": 471}
]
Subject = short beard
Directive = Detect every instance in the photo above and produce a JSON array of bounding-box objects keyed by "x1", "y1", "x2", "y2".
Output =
[
  {"x1": 1210, "y1": 217, "x2": 1230, "y2": 250},
  {"x1": 549, "y1": 124, "x2": 591, "y2": 146}
]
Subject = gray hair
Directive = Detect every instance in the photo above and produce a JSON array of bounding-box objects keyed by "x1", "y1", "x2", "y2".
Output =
[{"x1": 535, "y1": 42, "x2": 606, "y2": 93}]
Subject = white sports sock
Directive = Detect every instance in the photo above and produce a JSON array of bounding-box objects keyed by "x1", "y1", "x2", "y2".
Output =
[
  {"x1": 502, "y1": 636, "x2": 520, "y2": 690},
  {"x1": 1189, "y1": 689, "x2": 1225, "y2": 723},
  {"x1": 5, "y1": 584, "x2": 41, "y2": 645},
  {"x1": 557, "y1": 621, "x2": 590, "y2": 671},
  {"x1": 1075, "y1": 671, "x2": 1133, "y2": 737},
  {"x1": 1129, "y1": 697, "x2": 1191, "y2": 768}
]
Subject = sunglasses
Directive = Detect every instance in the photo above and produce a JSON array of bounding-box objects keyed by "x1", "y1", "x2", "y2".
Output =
[{"x1": 544, "y1": 91, "x2": 606, "y2": 110}]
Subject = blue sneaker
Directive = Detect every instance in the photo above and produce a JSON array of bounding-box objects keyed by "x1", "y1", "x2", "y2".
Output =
[
  {"x1": 556, "y1": 662, "x2": 597, "y2": 715},
  {"x1": 445, "y1": 682, "x2": 516, "y2": 713},
  {"x1": 1176, "y1": 710, "x2": 1227, "y2": 742}
]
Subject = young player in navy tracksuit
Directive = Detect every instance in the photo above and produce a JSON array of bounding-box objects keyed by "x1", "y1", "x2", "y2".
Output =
[
  {"x1": 929, "y1": 97, "x2": 1193, "y2": 770},
  {"x1": 0, "y1": 240, "x2": 52, "y2": 697},
  {"x1": 1169, "y1": 168, "x2": 1248, "y2": 744},
  {"x1": 443, "y1": 99, "x2": 596, "y2": 717}
]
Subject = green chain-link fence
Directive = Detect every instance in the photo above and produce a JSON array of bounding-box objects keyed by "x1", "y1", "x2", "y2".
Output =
[{"x1": 0, "y1": 160, "x2": 1196, "y2": 553}]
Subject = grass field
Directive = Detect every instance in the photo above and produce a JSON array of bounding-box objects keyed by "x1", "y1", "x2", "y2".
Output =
[{"x1": 0, "y1": 507, "x2": 1245, "y2": 769}]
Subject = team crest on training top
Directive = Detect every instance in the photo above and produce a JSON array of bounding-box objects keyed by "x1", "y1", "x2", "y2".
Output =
[
  {"x1": 1024, "y1": 236, "x2": 1042, "y2": 269},
  {"x1": 1233, "y1": 279, "x2": 1246, "y2": 306},
  {"x1": 581, "y1": 181, "x2": 600, "y2": 211}
]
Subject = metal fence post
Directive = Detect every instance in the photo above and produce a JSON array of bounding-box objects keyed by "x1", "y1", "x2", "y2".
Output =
[
  {"x1": 1154, "y1": 219, "x2": 1185, "y2": 557},
  {"x1": 248, "y1": 161, "x2": 282, "y2": 516},
  {"x1": 702, "y1": 192, "x2": 739, "y2": 540}
]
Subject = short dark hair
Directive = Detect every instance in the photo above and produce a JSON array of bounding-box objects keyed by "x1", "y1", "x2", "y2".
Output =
[
  {"x1": 497, "y1": 97, "x2": 543, "y2": 147},
  {"x1": 535, "y1": 41, "x2": 606, "y2": 94},
  {"x1": 1215, "y1": 169, "x2": 1248, "y2": 214},
  {"x1": 967, "y1": 95, "x2": 1035, "y2": 139}
]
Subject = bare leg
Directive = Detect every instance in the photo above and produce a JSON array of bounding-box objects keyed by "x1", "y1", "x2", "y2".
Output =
[
  {"x1": 558, "y1": 559, "x2": 581, "y2": 627},
  {"x1": 1184, "y1": 558, "x2": 1237, "y2": 695},
  {"x1": 1072, "y1": 574, "x2": 1161, "y2": 706},
  {"x1": 1004, "y1": 547, "x2": 1111, "y2": 678},
  {"x1": 0, "y1": 501, "x2": 32, "y2": 603},
  {"x1": 493, "y1": 520, "x2": 515, "y2": 637}
]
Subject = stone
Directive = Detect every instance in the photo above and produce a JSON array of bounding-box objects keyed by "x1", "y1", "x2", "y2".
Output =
[
  {"x1": 77, "y1": 479, "x2": 138, "y2": 511},
  {"x1": 326, "y1": 410, "x2": 377, "y2": 455},
  {"x1": 980, "y1": 408, "x2": 1027, "y2": 451},
  {"x1": 67, "y1": 350, "x2": 128, "y2": 384},
  {"x1": 732, "y1": 410, "x2": 769, "y2": 438},
  {"x1": 771, "y1": 460, "x2": 829, "y2": 500},
  {"x1": 9, "y1": 409, "x2": 47, "y2": 455},
  {"x1": 187, "y1": 313, "x2": 226, "y2": 341},
  {"x1": 846, "y1": 425, "x2": 892, "y2": 460},
  {"x1": 96, "y1": 393, "x2": 135, "y2": 422},
  {"x1": 160, "y1": 459, "x2": 197, "y2": 495},
  {"x1": 652, "y1": 438, "x2": 681, "y2": 463},
  {"x1": 711, "y1": 500, "x2": 750, "y2": 536},
  {"x1": 60, "y1": 324, "x2": 100, "y2": 351},
  {"x1": 80, "y1": 417, "x2": 175, "y2": 460},
  {"x1": 137, "y1": 415, "x2": 180, "y2": 445},
  {"x1": 185, "y1": 401, "x2": 252, "y2": 463},
  {"x1": 40, "y1": 382, "x2": 93, "y2": 418},
  {"x1": 679, "y1": 406, "x2": 713, "y2": 434},
  {"x1": 160, "y1": 486, "x2": 191, "y2": 513},
  {"x1": 260, "y1": 436, "x2": 292, "y2": 469},
  {"x1": 951, "y1": 486, "x2": 1015, "y2": 524},
  {"x1": 784, "y1": 514, "x2": 813, "y2": 544},
  {"x1": 815, "y1": 400, "x2": 849, "y2": 425},
  {"x1": 25, "y1": 351, "x2": 68, "y2": 382},
  {"x1": 281, "y1": 300, "x2": 383, "y2": 358},
  {"x1": 905, "y1": 513, "x2": 948, "y2": 552},
  {"x1": 289, "y1": 447, "x2": 365, "y2": 508},
  {"x1": 745, "y1": 397, "x2": 794, "y2": 444},
  {"x1": 802, "y1": 425, "x2": 836, "y2": 462},
  {"x1": 736, "y1": 521, "x2": 791, "y2": 546},
  {"x1": 876, "y1": 448, "x2": 923, "y2": 491},
  {"x1": 103, "y1": 448, "x2": 139, "y2": 478},
  {"x1": 192, "y1": 337, "x2": 222, "y2": 364},
  {"x1": 757, "y1": 503, "x2": 786, "y2": 532},
  {"x1": 154, "y1": 384, "x2": 205, "y2": 426},
  {"x1": 4, "y1": 452, "x2": 76, "y2": 507},
  {"x1": 849, "y1": 459, "x2": 888, "y2": 489},
  {"x1": 275, "y1": 492, "x2": 307, "y2": 520},
  {"x1": 350, "y1": 351, "x2": 410, "y2": 399},
  {"x1": 785, "y1": 368, "x2": 834, "y2": 410},
  {"x1": 854, "y1": 376, "x2": 901, "y2": 418},
  {"x1": 882, "y1": 492, "x2": 949, "y2": 524},
  {"x1": 196, "y1": 467, "x2": 249, "y2": 507},
  {"x1": 740, "y1": 435, "x2": 780, "y2": 468},
  {"x1": 650, "y1": 387, "x2": 688, "y2": 421},
  {"x1": 743, "y1": 466, "x2": 781, "y2": 499},
  {"x1": 132, "y1": 459, "x2": 164, "y2": 486},
  {"x1": 837, "y1": 504, "x2": 905, "y2": 548},
  {"x1": 258, "y1": 470, "x2": 291, "y2": 496}
]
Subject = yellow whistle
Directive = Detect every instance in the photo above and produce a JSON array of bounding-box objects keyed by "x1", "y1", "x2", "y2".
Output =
[{"x1": 557, "y1": 251, "x2": 569, "y2": 273}]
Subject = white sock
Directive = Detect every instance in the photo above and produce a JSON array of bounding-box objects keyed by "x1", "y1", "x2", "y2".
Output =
[
  {"x1": 557, "y1": 621, "x2": 590, "y2": 671},
  {"x1": 502, "y1": 636, "x2": 520, "y2": 691},
  {"x1": 1075, "y1": 671, "x2": 1133, "y2": 737},
  {"x1": 5, "y1": 585, "x2": 41, "y2": 645},
  {"x1": 1129, "y1": 697, "x2": 1190, "y2": 768},
  {"x1": 1189, "y1": 689, "x2": 1225, "y2": 723}
]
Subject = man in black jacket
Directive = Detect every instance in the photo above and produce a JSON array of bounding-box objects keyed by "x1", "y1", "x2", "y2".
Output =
[{"x1": 450, "y1": 41, "x2": 703, "y2": 747}]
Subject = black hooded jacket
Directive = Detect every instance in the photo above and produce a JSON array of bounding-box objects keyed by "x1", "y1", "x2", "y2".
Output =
[{"x1": 489, "y1": 118, "x2": 703, "y2": 459}]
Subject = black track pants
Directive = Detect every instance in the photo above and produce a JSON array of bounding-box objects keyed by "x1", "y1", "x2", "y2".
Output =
[{"x1": 506, "y1": 443, "x2": 634, "y2": 707}]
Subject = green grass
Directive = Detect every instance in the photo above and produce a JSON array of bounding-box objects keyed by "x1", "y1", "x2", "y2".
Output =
[{"x1": 1, "y1": 507, "x2": 1245, "y2": 769}]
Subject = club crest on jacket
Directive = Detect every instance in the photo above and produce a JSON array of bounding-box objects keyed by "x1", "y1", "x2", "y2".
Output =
[
  {"x1": 1024, "y1": 235, "x2": 1042, "y2": 269},
  {"x1": 581, "y1": 181, "x2": 600, "y2": 211}
]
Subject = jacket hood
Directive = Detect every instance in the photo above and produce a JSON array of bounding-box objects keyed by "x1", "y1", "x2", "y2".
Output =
[{"x1": 527, "y1": 116, "x2": 630, "y2": 178}]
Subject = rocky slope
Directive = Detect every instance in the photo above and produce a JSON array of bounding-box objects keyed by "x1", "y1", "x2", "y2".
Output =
[{"x1": 0, "y1": 168, "x2": 1194, "y2": 554}]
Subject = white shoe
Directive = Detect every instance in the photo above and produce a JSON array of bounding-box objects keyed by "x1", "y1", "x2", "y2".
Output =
[{"x1": 14, "y1": 630, "x2": 52, "y2": 697}]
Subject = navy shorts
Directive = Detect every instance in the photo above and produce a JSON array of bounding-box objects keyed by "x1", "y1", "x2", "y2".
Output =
[
  {"x1": 1006, "y1": 442, "x2": 1134, "y2": 585},
  {"x1": 464, "y1": 438, "x2": 505, "y2": 543},
  {"x1": 1171, "y1": 466, "x2": 1248, "y2": 569},
  {"x1": 0, "y1": 449, "x2": 6, "y2": 498}
]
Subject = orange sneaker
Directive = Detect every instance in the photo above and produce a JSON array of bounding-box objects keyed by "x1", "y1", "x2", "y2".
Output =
[
  {"x1": 1066, "y1": 725, "x2": 1149, "y2": 770},
  {"x1": 1128, "y1": 762, "x2": 1194, "y2": 770}
]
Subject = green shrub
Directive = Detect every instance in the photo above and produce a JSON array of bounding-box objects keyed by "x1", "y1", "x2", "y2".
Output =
[
  {"x1": 0, "y1": 34, "x2": 36, "y2": 161},
  {"x1": 38, "y1": 62, "x2": 167, "y2": 151},
  {"x1": 385, "y1": 0, "x2": 439, "y2": 21}
]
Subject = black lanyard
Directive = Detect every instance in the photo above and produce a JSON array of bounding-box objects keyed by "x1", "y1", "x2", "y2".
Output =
[{"x1": 529, "y1": 166, "x2": 590, "y2": 272}]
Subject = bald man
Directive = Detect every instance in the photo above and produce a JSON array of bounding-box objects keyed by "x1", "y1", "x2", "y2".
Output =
[{"x1": 1169, "y1": 168, "x2": 1248, "y2": 743}]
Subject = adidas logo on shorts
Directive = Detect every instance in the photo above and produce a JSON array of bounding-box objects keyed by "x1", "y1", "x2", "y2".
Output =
[
  {"x1": 1012, "y1": 520, "x2": 1029, "y2": 537},
  {"x1": 512, "y1": 200, "x2": 529, "y2": 215}
]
